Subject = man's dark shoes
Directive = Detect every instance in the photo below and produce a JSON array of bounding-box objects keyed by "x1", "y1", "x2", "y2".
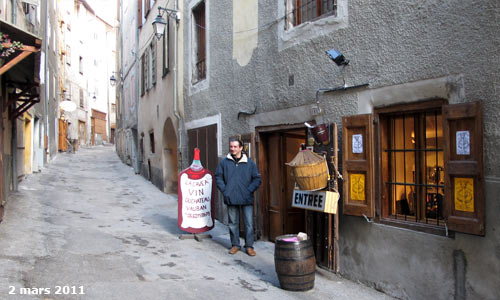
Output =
[
  {"x1": 246, "y1": 248, "x2": 256, "y2": 256},
  {"x1": 228, "y1": 246, "x2": 239, "y2": 255}
]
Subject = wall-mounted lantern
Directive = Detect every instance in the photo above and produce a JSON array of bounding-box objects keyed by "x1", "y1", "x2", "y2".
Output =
[{"x1": 152, "y1": 6, "x2": 180, "y2": 40}]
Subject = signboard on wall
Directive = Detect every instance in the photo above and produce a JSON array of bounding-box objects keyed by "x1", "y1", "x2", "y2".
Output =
[{"x1": 292, "y1": 190, "x2": 339, "y2": 214}]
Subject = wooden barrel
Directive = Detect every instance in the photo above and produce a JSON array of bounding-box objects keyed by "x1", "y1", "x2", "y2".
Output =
[{"x1": 274, "y1": 235, "x2": 316, "y2": 291}]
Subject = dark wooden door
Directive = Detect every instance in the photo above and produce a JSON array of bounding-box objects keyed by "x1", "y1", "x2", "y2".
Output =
[
  {"x1": 268, "y1": 133, "x2": 283, "y2": 241},
  {"x1": 266, "y1": 131, "x2": 306, "y2": 241},
  {"x1": 284, "y1": 133, "x2": 306, "y2": 234}
]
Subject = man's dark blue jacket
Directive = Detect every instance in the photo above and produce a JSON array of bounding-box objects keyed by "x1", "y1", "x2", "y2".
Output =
[{"x1": 215, "y1": 153, "x2": 262, "y2": 205}]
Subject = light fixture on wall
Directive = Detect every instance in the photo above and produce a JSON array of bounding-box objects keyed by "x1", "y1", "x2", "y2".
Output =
[
  {"x1": 109, "y1": 71, "x2": 122, "y2": 87},
  {"x1": 152, "y1": 6, "x2": 180, "y2": 40},
  {"x1": 325, "y1": 49, "x2": 349, "y2": 66}
]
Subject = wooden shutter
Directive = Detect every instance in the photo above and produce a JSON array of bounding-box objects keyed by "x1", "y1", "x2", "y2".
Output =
[
  {"x1": 443, "y1": 101, "x2": 484, "y2": 235},
  {"x1": 137, "y1": 0, "x2": 143, "y2": 28},
  {"x1": 342, "y1": 114, "x2": 375, "y2": 217}
]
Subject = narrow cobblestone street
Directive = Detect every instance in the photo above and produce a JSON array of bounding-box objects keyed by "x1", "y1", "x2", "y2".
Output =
[{"x1": 0, "y1": 146, "x2": 394, "y2": 300}]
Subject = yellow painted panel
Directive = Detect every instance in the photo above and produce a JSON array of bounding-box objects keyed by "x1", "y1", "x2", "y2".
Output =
[
  {"x1": 454, "y1": 177, "x2": 474, "y2": 212},
  {"x1": 350, "y1": 174, "x2": 365, "y2": 201}
]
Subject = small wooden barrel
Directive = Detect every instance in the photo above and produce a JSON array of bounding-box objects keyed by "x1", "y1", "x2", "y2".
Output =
[
  {"x1": 291, "y1": 159, "x2": 328, "y2": 191},
  {"x1": 274, "y1": 235, "x2": 316, "y2": 291}
]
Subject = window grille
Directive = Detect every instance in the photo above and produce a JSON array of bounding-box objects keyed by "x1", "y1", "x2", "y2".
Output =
[{"x1": 383, "y1": 109, "x2": 444, "y2": 226}]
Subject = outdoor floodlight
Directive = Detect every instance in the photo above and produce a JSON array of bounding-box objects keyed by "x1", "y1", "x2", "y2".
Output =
[{"x1": 325, "y1": 49, "x2": 349, "y2": 66}]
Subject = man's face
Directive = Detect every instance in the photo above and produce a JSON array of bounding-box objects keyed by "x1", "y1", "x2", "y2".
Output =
[{"x1": 230, "y1": 141, "x2": 243, "y2": 157}]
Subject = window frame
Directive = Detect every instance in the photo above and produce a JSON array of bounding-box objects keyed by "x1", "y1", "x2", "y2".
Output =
[
  {"x1": 374, "y1": 99, "x2": 449, "y2": 236},
  {"x1": 191, "y1": 0, "x2": 206, "y2": 84},
  {"x1": 286, "y1": 0, "x2": 337, "y2": 30}
]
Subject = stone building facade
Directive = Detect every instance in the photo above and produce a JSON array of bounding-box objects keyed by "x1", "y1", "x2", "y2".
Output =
[{"x1": 180, "y1": 1, "x2": 500, "y2": 299}]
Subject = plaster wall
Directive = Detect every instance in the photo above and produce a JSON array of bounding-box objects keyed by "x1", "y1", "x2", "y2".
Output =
[{"x1": 182, "y1": 0, "x2": 500, "y2": 299}]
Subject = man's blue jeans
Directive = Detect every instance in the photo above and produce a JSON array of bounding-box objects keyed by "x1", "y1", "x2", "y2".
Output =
[{"x1": 227, "y1": 205, "x2": 254, "y2": 249}]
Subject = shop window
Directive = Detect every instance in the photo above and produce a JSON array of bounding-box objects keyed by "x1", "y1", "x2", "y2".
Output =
[
  {"x1": 342, "y1": 100, "x2": 485, "y2": 236},
  {"x1": 192, "y1": 1, "x2": 206, "y2": 83},
  {"x1": 286, "y1": 0, "x2": 336, "y2": 30},
  {"x1": 380, "y1": 108, "x2": 445, "y2": 226}
]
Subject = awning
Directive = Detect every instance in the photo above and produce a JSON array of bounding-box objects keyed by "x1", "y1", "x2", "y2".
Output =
[{"x1": 0, "y1": 21, "x2": 42, "y2": 120}]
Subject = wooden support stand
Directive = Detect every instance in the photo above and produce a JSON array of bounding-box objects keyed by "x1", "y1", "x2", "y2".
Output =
[{"x1": 179, "y1": 233, "x2": 212, "y2": 242}]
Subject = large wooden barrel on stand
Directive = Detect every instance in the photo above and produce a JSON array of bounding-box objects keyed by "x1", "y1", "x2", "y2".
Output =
[{"x1": 274, "y1": 234, "x2": 316, "y2": 291}]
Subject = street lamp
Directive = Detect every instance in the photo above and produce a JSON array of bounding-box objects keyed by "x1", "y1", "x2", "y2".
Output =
[
  {"x1": 152, "y1": 6, "x2": 180, "y2": 40},
  {"x1": 110, "y1": 74, "x2": 117, "y2": 87},
  {"x1": 110, "y1": 71, "x2": 122, "y2": 87}
]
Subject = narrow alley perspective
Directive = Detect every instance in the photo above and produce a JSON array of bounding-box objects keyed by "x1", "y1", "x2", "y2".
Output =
[{"x1": 0, "y1": 146, "x2": 393, "y2": 300}]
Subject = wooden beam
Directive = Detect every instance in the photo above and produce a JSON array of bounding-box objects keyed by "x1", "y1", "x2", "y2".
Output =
[
  {"x1": 1, "y1": 43, "x2": 38, "y2": 52},
  {"x1": 0, "y1": 50, "x2": 32, "y2": 76}
]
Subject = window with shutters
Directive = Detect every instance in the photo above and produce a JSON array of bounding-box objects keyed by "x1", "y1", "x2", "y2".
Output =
[
  {"x1": 285, "y1": 0, "x2": 336, "y2": 30},
  {"x1": 149, "y1": 130, "x2": 155, "y2": 154},
  {"x1": 378, "y1": 103, "x2": 445, "y2": 228},
  {"x1": 343, "y1": 100, "x2": 485, "y2": 236},
  {"x1": 149, "y1": 39, "x2": 156, "y2": 89},
  {"x1": 140, "y1": 52, "x2": 147, "y2": 96},
  {"x1": 162, "y1": 19, "x2": 170, "y2": 77},
  {"x1": 79, "y1": 56, "x2": 83, "y2": 74},
  {"x1": 79, "y1": 88, "x2": 84, "y2": 108}
]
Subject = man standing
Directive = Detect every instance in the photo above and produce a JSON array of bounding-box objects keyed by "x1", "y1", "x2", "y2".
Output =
[{"x1": 215, "y1": 138, "x2": 262, "y2": 256}]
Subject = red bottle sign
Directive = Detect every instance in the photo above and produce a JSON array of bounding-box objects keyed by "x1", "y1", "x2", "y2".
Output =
[{"x1": 177, "y1": 148, "x2": 215, "y2": 233}]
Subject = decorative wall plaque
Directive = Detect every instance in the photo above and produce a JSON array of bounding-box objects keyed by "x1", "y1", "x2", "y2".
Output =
[
  {"x1": 454, "y1": 177, "x2": 474, "y2": 212},
  {"x1": 456, "y1": 131, "x2": 470, "y2": 155},
  {"x1": 350, "y1": 173, "x2": 365, "y2": 201},
  {"x1": 352, "y1": 134, "x2": 363, "y2": 154}
]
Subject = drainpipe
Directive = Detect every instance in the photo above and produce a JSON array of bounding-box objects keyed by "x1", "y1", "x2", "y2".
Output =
[
  {"x1": 44, "y1": 0, "x2": 49, "y2": 164},
  {"x1": 173, "y1": 0, "x2": 183, "y2": 169}
]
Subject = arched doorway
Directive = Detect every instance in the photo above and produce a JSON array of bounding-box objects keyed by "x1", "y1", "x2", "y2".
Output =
[{"x1": 162, "y1": 118, "x2": 178, "y2": 194}]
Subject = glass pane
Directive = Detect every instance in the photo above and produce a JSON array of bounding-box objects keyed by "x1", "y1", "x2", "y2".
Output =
[
  {"x1": 393, "y1": 117, "x2": 404, "y2": 149},
  {"x1": 392, "y1": 115, "x2": 414, "y2": 150},
  {"x1": 405, "y1": 115, "x2": 415, "y2": 150},
  {"x1": 425, "y1": 152, "x2": 444, "y2": 185},
  {"x1": 425, "y1": 111, "x2": 443, "y2": 149}
]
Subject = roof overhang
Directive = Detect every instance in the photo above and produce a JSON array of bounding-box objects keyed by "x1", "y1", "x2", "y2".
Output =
[{"x1": 0, "y1": 21, "x2": 42, "y2": 120}]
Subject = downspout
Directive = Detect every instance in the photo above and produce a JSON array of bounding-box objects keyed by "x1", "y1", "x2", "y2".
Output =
[
  {"x1": 173, "y1": 0, "x2": 183, "y2": 169},
  {"x1": 44, "y1": 0, "x2": 49, "y2": 163}
]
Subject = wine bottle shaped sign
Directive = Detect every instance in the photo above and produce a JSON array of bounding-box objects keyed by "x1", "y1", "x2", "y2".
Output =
[{"x1": 177, "y1": 148, "x2": 215, "y2": 233}]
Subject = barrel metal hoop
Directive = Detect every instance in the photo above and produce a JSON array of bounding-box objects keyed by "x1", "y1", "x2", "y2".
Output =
[
  {"x1": 274, "y1": 254, "x2": 316, "y2": 261},
  {"x1": 276, "y1": 272, "x2": 315, "y2": 278}
]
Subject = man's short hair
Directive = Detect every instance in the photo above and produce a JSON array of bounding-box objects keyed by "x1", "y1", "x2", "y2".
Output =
[{"x1": 229, "y1": 137, "x2": 243, "y2": 148}]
